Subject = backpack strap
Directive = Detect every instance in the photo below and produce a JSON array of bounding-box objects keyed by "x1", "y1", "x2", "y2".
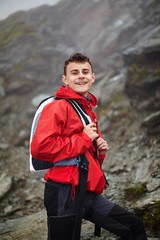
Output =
[
  {"x1": 65, "y1": 99, "x2": 102, "y2": 238},
  {"x1": 72, "y1": 153, "x2": 89, "y2": 240},
  {"x1": 65, "y1": 99, "x2": 91, "y2": 126}
]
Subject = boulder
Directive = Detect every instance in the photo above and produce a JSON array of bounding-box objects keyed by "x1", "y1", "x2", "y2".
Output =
[
  {"x1": 0, "y1": 175, "x2": 12, "y2": 199},
  {"x1": 0, "y1": 210, "x2": 47, "y2": 240}
]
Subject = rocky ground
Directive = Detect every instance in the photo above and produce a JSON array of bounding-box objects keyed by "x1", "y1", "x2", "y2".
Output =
[{"x1": 0, "y1": 0, "x2": 160, "y2": 239}]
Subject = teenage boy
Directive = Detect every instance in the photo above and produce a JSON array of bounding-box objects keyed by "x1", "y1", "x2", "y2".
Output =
[{"x1": 31, "y1": 53, "x2": 147, "y2": 240}]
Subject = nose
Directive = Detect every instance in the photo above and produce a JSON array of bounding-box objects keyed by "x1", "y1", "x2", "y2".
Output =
[{"x1": 79, "y1": 71, "x2": 84, "y2": 78}]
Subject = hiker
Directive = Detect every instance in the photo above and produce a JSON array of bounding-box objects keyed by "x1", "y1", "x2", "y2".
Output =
[{"x1": 31, "y1": 52, "x2": 147, "y2": 240}]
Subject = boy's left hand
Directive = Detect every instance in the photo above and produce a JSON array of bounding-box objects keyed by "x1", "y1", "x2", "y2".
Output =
[{"x1": 96, "y1": 137, "x2": 109, "y2": 155}]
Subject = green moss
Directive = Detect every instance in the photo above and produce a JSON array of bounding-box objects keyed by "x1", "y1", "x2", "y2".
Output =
[
  {"x1": 115, "y1": 94, "x2": 123, "y2": 103},
  {"x1": 95, "y1": 105, "x2": 107, "y2": 118},
  {"x1": 129, "y1": 64, "x2": 148, "y2": 83},
  {"x1": 142, "y1": 201, "x2": 160, "y2": 232},
  {"x1": 121, "y1": 108, "x2": 128, "y2": 115},
  {"x1": 0, "y1": 21, "x2": 40, "y2": 48},
  {"x1": 129, "y1": 63, "x2": 160, "y2": 84},
  {"x1": 27, "y1": 55, "x2": 42, "y2": 64},
  {"x1": 125, "y1": 185, "x2": 147, "y2": 200},
  {"x1": 0, "y1": 22, "x2": 28, "y2": 47},
  {"x1": 27, "y1": 32, "x2": 42, "y2": 41},
  {"x1": 52, "y1": 56, "x2": 62, "y2": 63},
  {"x1": 99, "y1": 108, "x2": 107, "y2": 118},
  {"x1": 153, "y1": 67, "x2": 160, "y2": 75},
  {"x1": 10, "y1": 64, "x2": 22, "y2": 72}
]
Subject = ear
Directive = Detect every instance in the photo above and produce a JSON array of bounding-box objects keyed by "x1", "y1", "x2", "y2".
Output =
[
  {"x1": 62, "y1": 75, "x2": 68, "y2": 85},
  {"x1": 92, "y1": 73, "x2": 95, "y2": 83}
]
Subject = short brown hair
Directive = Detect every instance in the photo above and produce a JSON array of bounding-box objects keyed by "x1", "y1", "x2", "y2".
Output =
[{"x1": 64, "y1": 52, "x2": 93, "y2": 75}]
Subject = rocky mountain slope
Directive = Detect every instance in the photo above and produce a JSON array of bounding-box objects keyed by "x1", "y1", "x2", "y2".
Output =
[{"x1": 0, "y1": 0, "x2": 160, "y2": 239}]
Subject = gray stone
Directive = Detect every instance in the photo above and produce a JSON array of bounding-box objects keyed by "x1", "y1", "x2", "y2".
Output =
[
  {"x1": 0, "y1": 176, "x2": 12, "y2": 199},
  {"x1": 31, "y1": 94, "x2": 50, "y2": 107},
  {"x1": 0, "y1": 77, "x2": 5, "y2": 97},
  {"x1": 133, "y1": 196, "x2": 160, "y2": 211},
  {"x1": 146, "y1": 179, "x2": 160, "y2": 192},
  {"x1": 134, "y1": 161, "x2": 152, "y2": 183},
  {"x1": 0, "y1": 143, "x2": 9, "y2": 150},
  {"x1": 142, "y1": 111, "x2": 160, "y2": 127},
  {"x1": 0, "y1": 210, "x2": 47, "y2": 240}
]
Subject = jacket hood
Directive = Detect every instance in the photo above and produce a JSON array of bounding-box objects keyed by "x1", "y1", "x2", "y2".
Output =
[{"x1": 55, "y1": 86, "x2": 98, "y2": 107}]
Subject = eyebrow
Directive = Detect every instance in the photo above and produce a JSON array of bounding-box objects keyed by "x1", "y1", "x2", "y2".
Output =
[{"x1": 70, "y1": 68, "x2": 90, "y2": 72}]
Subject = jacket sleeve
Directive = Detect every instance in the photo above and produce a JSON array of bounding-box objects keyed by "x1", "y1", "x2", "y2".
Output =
[{"x1": 31, "y1": 100, "x2": 94, "y2": 162}]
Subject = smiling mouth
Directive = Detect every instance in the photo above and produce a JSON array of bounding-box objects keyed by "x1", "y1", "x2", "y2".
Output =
[{"x1": 76, "y1": 82, "x2": 87, "y2": 85}]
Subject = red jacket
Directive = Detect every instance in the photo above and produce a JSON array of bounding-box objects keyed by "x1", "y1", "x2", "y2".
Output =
[{"x1": 31, "y1": 86, "x2": 106, "y2": 195}]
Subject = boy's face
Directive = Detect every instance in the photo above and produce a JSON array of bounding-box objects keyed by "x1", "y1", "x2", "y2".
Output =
[{"x1": 62, "y1": 62, "x2": 95, "y2": 97}]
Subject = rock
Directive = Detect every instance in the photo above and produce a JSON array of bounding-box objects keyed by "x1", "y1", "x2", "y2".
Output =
[
  {"x1": 0, "y1": 210, "x2": 47, "y2": 240},
  {"x1": 0, "y1": 143, "x2": 9, "y2": 150},
  {"x1": 31, "y1": 94, "x2": 50, "y2": 107},
  {"x1": 146, "y1": 179, "x2": 160, "y2": 192},
  {"x1": 0, "y1": 77, "x2": 5, "y2": 97},
  {"x1": 134, "y1": 198, "x2": 156, "y2": 211},
  {"x1": 15, "y1": 129, "x2": 30, "y2": 146},
  {"x1": 25, "y1": 195, "x2": 36, "y2": 201},
  {"x1": 133, "y1": 187, "x2": 160, "y2": 211},
  {"x1": 142, "y1": 111, "x2": 160, "y2": 127},
  {"x1": 92, "y1": 70, "x2": 126, "y2": 106},
  {"x1": 143, "y1": 38, "x2": 160, "y2": 53},
  {"x1": 133, "y1": 161, "x2": 152, "y2": 183},
  {"x1": 1, "y1": 205, "x2": 22, "y2": 217},
  {"x1": 98, "y1": 114, "x2": 109, "y2": 133},
  {"x1": 123, "y1": 38, "x2": 160, "y2": 65},
  {"x1": 7, "y1": 81, "x2": 33, "y2": 94},
  {"x1": 4, "y1": 205, "x2": 13, "y2": 215},
  {"x1": 0, "y1": 175, "x2": 12, "y2": 199},
  {"x1": 0, "y1": 102, "x2": 12, "y2": 115},
  {"x1": 110, "y1": 165, "x2": 129, "y2": 174}
]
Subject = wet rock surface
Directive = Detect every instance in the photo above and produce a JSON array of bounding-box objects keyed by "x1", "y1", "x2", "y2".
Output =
[{"x1": 0, "y1": 0, "x2": 160, "y2": 239}]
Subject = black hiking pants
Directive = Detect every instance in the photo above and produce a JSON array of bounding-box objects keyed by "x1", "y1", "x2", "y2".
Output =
[{"x1": 44, "y1": 180, "x2": 147, "y2": 240}]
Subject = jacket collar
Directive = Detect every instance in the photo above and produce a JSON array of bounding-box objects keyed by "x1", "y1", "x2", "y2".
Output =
[{"x1": 55, "y1": 86, "x2": 98, "y2": 108}]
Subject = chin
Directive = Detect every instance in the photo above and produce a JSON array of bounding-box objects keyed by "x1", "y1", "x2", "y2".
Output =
[{"x1": 76, "y1": 91, "x2": 87, "y2": 97}]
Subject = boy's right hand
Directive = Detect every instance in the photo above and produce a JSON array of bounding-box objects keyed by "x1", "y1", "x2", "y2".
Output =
[{"x1": 83, "y1": 122, "x2": 99, "y2": 141}]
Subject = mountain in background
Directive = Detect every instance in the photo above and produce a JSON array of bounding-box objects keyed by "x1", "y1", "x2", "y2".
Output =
[{"x1": 0, "y1": 0, "x2": 160, "y2": 239}]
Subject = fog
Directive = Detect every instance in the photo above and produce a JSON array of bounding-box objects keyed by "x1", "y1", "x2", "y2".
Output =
[{"x1": 0, "y1": 0, "x2": 61, "y2": 20}]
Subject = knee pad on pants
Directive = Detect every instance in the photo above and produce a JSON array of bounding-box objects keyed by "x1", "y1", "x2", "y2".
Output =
[{"x1": 48, "y1": 215, "x2": 76, "y2": 240}]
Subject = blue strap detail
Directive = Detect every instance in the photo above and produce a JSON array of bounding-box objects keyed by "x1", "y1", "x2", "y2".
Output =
[{"x1": 53, "y1": 156, "x2": 81, "y2": 167}]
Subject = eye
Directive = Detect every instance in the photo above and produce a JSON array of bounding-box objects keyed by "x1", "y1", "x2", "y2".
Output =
[
  {"x1": 83, "y1": 70, "x2": 89, "y2": 74},
  {"x1": 71, "y1": 71, "x2": 78, "y2": 75},
  {"x1": 72, "y1": 72, "x2": 78, "y2": 75}
]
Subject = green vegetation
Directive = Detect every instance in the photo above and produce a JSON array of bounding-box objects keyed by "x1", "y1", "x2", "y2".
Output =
[
  {"x1": 121, "y1": 108, "x2": 128, "y2": 115},
  {"x1": 10, "y1": 64, "x2": 22, "y2": 72},
  {"x1": 153, "y1": 66, "x2": 160, "y2": 75},
  {"x1": 0, "y1": 22, "x2": 30, "y2": 47},
  {"x1": 125, "y1": 185, "x2": 147, "y2": 200},
  {"x1": 52, "y1": 56, "x2": 62, "y2": 63},
  {"x1": 129, "y1": 64, "x2": 148, "y2": 83},
  {"x1": 129, "y1": 63, "x2": 160, "y2": 84},
  {"x1": 115, "y1": 94, "x2": 123, "y2": 103},
  {"x1": 98, "y1": 108, "x2": 107, "y2": 118},
  {"x1": 95, "y1": 105, "x2": 107, "y2": 118},
  {"x1": 27, "y1": 55, "x2": 43, "y2": 64},
  {"x1": 0, "y1": 21, "x2": 41, "y2": 48},
  {"x1": 142, "y1": 201, "x2": 160, "y2": 232}
]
